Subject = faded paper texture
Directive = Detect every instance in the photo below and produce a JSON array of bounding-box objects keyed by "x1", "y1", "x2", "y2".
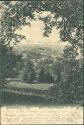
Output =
[
  {"x1": 0, "y1": 1, "x2": 83, "y2": 125},
  {"x1": 1, "y1": 106, "x2": 83, "y2": 124}
]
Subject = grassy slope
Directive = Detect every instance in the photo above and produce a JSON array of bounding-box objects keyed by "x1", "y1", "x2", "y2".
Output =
[
  {"x1": 5, "y1": 81, "x2": 52, "y2": 90},
  {"x1": 2, "y1": 82, "x2": 83, "y2": 105},
  {"x1": 2, "y1": 82, "x2": 54, "y2": 104}
]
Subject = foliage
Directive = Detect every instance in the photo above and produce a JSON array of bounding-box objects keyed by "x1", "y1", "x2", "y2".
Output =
[
  {"x1": 38, "y1": 68, "x2": 54, "y2": 83},
  {"x1": 1, "y1": 1, "x2": 83, "y2": 49},
  {"x1": 22, "y1": 56, "x2": 36, "y2": 83},
  {"x1": 21, "y1": 47, "x2": 56, "y2": 83},
  {"x1": 0, "y1": 1, "x2": 83, "y2": 104},
  {"x1": 49, "y1": 50, "x2": 83, "y2": 103},
  {"x1": 0, "y1": 40, "x2": 22, "y2": 86}
]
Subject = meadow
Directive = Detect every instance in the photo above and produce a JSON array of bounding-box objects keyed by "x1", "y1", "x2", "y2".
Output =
[
  {"x1": 1, "y1": 81, "x2": 83, "y2": 125},
  {"x1": 5, "y1": 81, "x2": 52, "y2": 90},
  {"x1": 2, "y1": 81, "x2": 55, "y2": 105}
]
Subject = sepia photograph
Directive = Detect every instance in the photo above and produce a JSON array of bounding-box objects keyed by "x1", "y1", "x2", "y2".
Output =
[{"x1": 0, "y1": 0, "x2": 83, "y2": 124}]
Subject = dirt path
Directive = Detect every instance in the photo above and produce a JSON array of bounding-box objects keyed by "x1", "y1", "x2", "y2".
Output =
[{"x1": 1, "y1": 105, "x2": 83, "y2": 124}]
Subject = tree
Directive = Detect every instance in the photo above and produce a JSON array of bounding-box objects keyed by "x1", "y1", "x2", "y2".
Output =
[
  {"x1": 22, "y1": 56, "x2": 36, "y2": 83},
  {"x1": 38, "y1": 68, "x2": 54, "y2": 83},
  {"x1": 0, "y1": 40, "x2": 22, "y2": 86},
  {"x1": 1, "y1": 1, "x2": 83, "y2": 50},
  {"x1": 0, "y1": 1, "x2": 83, "y2": 103},
  {"x1": 49, "y1": 47, "x2": 83, "y2": 103},
  {"x1": 61, "y1": 46, "x2": 83, "y2": 103},
  {"x1": 1, "y1": 1, "x2": 83, "y2": 71}
]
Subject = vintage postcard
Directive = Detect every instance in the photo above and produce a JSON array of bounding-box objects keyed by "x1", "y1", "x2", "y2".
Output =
[{"x1": 0, "y1": 1, "x2": 83, "y2": 124}]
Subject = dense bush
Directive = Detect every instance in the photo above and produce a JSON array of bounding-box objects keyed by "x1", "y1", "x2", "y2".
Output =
[
  {"x1": 38, "y1": 68, "x2": 54, "y2": 83},
  {"x1": 22, "y1": 58, "x2": 36, "y2": 83},
  {"x1": 48, "y1": 56, "x2": 83, "y2": 104}
]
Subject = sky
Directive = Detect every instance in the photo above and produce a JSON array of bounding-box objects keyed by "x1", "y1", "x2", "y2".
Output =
[
  {"x1": 0, "y1": 2, "x2": 82, "y2": 59},
  {"x1": 0, "y1": 4, "x2": 68, "y2": 52},
  {"x1": 12, "y1": 11, "x2": 68, "y2": 51}
]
